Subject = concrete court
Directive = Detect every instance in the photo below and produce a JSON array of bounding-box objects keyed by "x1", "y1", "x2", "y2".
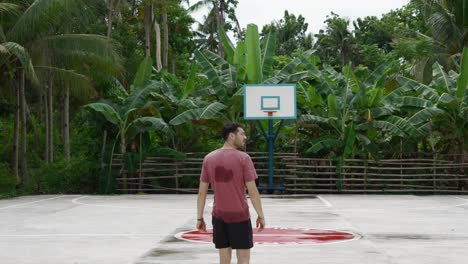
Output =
[{"x1": 0, "y1": 194, "x2": 467, "y2": 264}]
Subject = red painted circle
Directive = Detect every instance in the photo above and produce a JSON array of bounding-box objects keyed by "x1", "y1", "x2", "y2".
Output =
[{"x1": 176, "y1": 227, "x2": 357, "y2": 244}]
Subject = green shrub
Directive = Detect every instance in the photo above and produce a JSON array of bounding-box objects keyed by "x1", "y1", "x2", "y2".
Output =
[
  {"x1": 0, "y1": 163, "x2": 17, "y2": 197},
  {"x1": 29, "y1": 156, "x2": 99, "y2": 194}
]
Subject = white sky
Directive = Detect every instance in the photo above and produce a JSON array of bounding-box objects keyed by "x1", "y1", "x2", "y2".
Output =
[{"x1": 189, "y1": 0, "x2": 410, "y2": 35}]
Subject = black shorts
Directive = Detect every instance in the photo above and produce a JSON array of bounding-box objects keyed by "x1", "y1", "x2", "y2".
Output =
[{"x1": 212, "y1": 216, "x2": 253, "y2": 249}]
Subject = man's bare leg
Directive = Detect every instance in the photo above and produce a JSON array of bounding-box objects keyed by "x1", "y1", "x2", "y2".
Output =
[
  {"x1": 219, "y1": 247, "x2": 232, "y2": 264},
  {"x1": 236, "y1": 249, "x2": 250, "y2": 264}
]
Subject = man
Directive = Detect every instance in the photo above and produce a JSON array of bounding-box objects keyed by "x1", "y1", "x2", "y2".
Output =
[{"x1": 196, "y1": 122, "x2": 265, "y2": 264}]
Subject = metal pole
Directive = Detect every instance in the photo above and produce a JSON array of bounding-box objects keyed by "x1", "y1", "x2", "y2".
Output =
[{"x1": 268, "y1": 119, "x2": 274, "y2": 188}]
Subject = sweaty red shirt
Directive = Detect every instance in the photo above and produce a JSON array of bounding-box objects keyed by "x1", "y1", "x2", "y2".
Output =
[{"x1": 200, "y1": 149, "x2": 257, "y2": 223}]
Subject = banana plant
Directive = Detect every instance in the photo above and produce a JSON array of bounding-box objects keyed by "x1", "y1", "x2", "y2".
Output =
[
  {"x1": 396, "y1": 47, "x2": 468, "y2": 160},
  {"x1": 298, "y1": 60, "x2": 437, "y2": 189},
  {"x1": 192, "y1": 24, "x2": 316, "y2": 124},
  {"x1": 85, "y1": 58, "x2": 173, "y2": 191}
]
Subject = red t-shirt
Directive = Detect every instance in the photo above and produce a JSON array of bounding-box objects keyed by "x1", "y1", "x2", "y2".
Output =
[{"x1": 200, "y1": 149, "x2": 257, "y2": 223}]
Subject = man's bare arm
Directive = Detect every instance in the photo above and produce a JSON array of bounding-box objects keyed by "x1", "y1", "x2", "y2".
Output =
[
  {"x1": 196, "y1": 181, "x2": 209, "y2": 231},
  {"x1": 246, "y1": 181, "x2": 265, "y2": 230}
]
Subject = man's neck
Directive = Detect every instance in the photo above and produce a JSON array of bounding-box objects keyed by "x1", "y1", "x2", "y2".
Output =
[{"x1": 222, "y1": 142, "x2": 237, "y2": 150}]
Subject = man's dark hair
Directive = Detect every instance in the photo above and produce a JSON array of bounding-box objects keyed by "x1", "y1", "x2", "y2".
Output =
[{"x1": 222, "y1": 122, "x2": 243, "y2": 141}]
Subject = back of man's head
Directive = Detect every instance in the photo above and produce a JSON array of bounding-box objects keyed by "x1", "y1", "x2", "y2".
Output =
[{"x1": 222, "y1": 122, "x2": 243, "y2": 141}]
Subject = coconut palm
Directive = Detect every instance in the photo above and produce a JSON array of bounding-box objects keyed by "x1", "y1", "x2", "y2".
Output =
[{"x1": 0, "y1": 0, "x2": 122, "y2": 183}]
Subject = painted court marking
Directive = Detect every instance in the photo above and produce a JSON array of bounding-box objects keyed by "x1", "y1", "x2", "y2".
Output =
[
  {"x1": 175, "y1": 227, "x2": 360, "y2": 245},
  {"x1": 0, "y1": 195, "x2": 66, "y2": 210}
]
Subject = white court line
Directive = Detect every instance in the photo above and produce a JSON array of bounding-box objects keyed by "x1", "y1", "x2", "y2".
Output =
[
  {"x1": 71, "y1": 196, "x2": 192, "y2": 211},
  {"x1": 317, "y1": 196, "x2": 333, "y2": 208},
  {"x1": 0, "y1": 195, "x2": 66, "y2": 210}
]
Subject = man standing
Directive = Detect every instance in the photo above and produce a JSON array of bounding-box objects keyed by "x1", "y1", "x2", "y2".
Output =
[{"x1": 196, "y1": 122, "x2": 265, "y2": 264}]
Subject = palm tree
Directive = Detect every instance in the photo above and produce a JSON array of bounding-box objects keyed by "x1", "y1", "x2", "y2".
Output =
[
  {"x1": 402, "y1": 0, "x2": 468, "y2": 83},
  {"x1": 189, "y1": 0, "x2": 240, "y2": 56},
  {"x1": 0, "y1": 0, "x2": 122, "y2": 183}
]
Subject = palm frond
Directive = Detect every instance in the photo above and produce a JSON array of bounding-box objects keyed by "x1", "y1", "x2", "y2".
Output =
[
  {"x1": 31, "y1": 34, "x2": 122, "y2": 69},
  {"x1": 34, "y1": 65, "x2": 94, "y2": 101},
  {"x1": 7, "y1": 0, "x2": 97, "y2": 44},
  {"x1": 2, "y1": 41, "x2": 38, "y2": 84},
  {"x1": 0, "y1": 2, "x2": 20, "y2": 14}
]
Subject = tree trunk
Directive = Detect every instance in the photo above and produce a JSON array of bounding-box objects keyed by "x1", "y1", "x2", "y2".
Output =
[
  {"x1": 216, "y1": 0, "x2": 225, "y2": 57},
  {"x1": 100, "y1": 129, "x2": 108, "y2": 169},
  {"x1": 19, "y1": 70, "x2": 28, "y2": 184},
  {"x1": 12, "y1": 80, "x2": 20, "y2": 184},
  {"x1": 162, "y1": 2, "x2": 169, "y2": 68},
  {"x1": 120, "y1": 135, "x2": 127, "y2": 192},
  {"x1": 59, "y1": 91, "x2": 64, "y2": 144},
  {"x1": 153, "y1": 2, "x2": 162, "y2": 71},
  {"x1": 48, "y1": 75, "x2": 54, "y2": 162},
  {"x1": 154, "y1": 20, "x2": 163, "y2": 71},
  {"x1": 107, "y1": 0, "x2": 115, "y2": 38},
  {"x1": 171, "y1": 52, "x2": 176, "y2": 74},
  {"x1": 63, "y1": 85, "x2": 70, "y2": 161},
  {"x1": 144, "y1": 4, "x2": 152, "y2": 57},
  {"x1": 44, "y1": 88, "x2": 49, "y2": 163}
]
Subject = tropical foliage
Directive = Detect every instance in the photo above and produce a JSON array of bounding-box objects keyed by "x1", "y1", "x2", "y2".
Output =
[{"x1": 0, "y1": 0, "x2": 466, "y2": 195}]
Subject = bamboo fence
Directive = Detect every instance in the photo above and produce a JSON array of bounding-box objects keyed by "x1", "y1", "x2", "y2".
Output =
[{"x1": 112, "y1": 152, "x2": 468, "y2": 194}]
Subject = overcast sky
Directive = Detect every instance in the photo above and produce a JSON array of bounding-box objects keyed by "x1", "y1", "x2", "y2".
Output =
[{"x1": 189, "y1": 0, "x2": 410, "y2": 35}]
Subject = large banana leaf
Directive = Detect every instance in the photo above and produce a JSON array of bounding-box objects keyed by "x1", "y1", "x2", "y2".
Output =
[
  {"x1": 397, "y1": 76, "x2": 440, "y2": 102},
  {"x1": 407, "y1": 107, "x2": 444, "y2": 126},
  {"x1": 457, "y1": 47, "x2": 468, "y2": 98},
  {"x1": 169, "y1": 102, "x2": 226, "y2": 126},
  {"x1": 264, "y1": 49, "x2": 315, "y2": 84},
  {"x1": 194, "y1": 49, "x2": 223, "y2": 92},
  {"x1": 124, "y1": 81, "x2": 162, "y2": 113},
  {"x1": 245, "y1": 24, "x2": 262, "y2": 84},
  {"x1": 86, "y1": 102, "x2": 122, "y2": 125},
  {"x1": 306, "y1": 135, "x2": 341, "y2": 153},
  {"x1": 202, "y1": 49, "x2": 228, "y2": 67},
  {"x1": 366, "y1": 120, "x2": 405, "y2": 138},
  {"x1": 386, "y1": 116, "x2": 423, "y2": 138},
  {"x1": 327, "y1": 94, "x2": 339, "y2": 119},
  {"x1": 437, "y1": 93, "x2": 457, "y2": 105},
  {"x1": 397, "y1": 96, "x2": 433, "y2": 108},
  {"x1": 432, "y1": 62, "x2": 453, "y2": 92},
  {"x1": 234, "y1": 41, "x2": 246, "y2": 80},
  {"x1": 127, "y1": 117, "x2": 172, "y2": 139},
  {"x1": 286, "y1": 71, "x2": 310, "y2": 83},
  {"x1": 299, "y1": 114, "x2": 329, "y2": 124},
  {"x1": 261, "y1": 29, "x2": 276, "y2": 78},
  {"x1": 363, "y1": 60, "x2": 393, "y2": 88},
  {"x1": 132, "y1": 56, "x2": 153, "y2": 88},
  {"x1": 221, "y1": 65, "x2": 238, "y2": 95},
  {"x1": 181, "y1": 63, "x2": 197, "y2": 100},
  {"x1": 397, "y1": 76, "x2": 439, "y2": 103},
  {"x1": 218, "y1": 27, "x2": 234, "y2": 64}
]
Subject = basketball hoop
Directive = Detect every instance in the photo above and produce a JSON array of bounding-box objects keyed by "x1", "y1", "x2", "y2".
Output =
[{"x1": 264, "y1": 111, "x2": 277, "y2": 117}]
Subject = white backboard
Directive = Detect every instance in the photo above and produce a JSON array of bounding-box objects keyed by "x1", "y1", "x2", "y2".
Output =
[{"x1": 243, "y1": 84, "x2": 297, "y2": 120}]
